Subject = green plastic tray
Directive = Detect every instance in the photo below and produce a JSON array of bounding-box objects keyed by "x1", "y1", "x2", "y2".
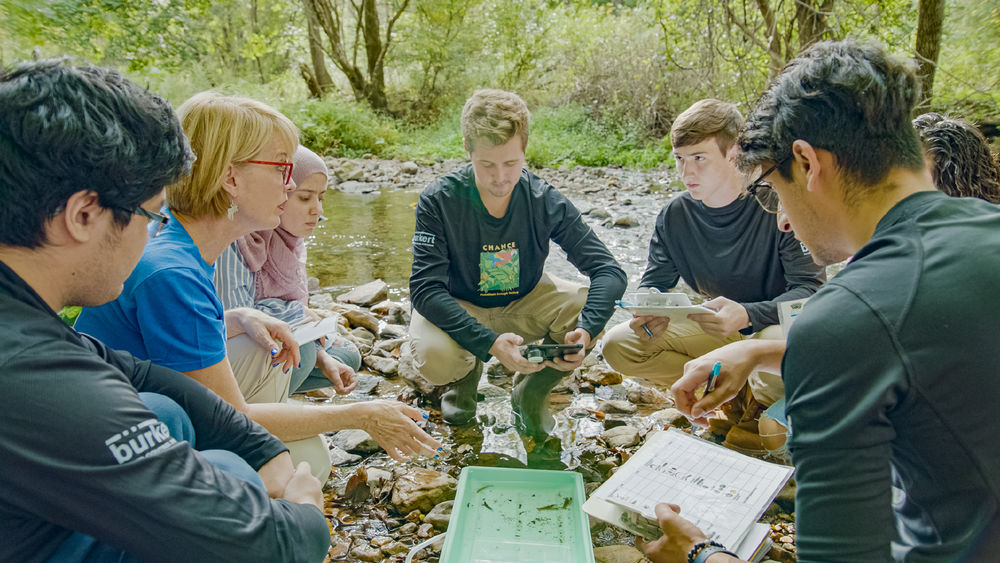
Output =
[{"x1": 440, "y1": 466, "x2": 594, "y2": 563}]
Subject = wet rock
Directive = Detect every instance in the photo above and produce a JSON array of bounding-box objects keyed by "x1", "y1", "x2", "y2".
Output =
[
  {"x1": 308, "y1": 292, "x2": 334, "y2": 309},
  {"x1": 338, "y1": 180, "x2": 378, "y2": 194},
  {"x1": 580, "y1": 368, "x2": 623, "y2": 386},
  {"x1": 597, "y1": 399, "x2": 638, "y2": 414},
  {"x1": 351, "y1": 372, "x2": 380, "y2": 395},
  {"x1": 328, "y1": 444, "x2": 362, "y2": 466},
  {"x1": 424, "y1": 500, "x2": 453, "y2": 531},
  {"x1": 602, "y1": 418, "x2": 627, "y2": 430},
  {"x1": 330, "y1": 429, "x2": 381, "y2": 454},
  {"x1": 398, "y1": 522, "x2": 418, "y2": 535},
  {"x1": 648, "y1": 407, "x2": 691, "y2": 429},
  {"x1": 366, "y1": 468, "x2": 393, "y2": 488},
  {"x1": 338, "y1": 279, "x2": 389, "y2": 307},
  {"x1": 306, "y1": 277, "x2": 319, "y2": 292},
  {"x1": 416, "y1": 523, "x2": 435, "y2": 538},
  {"x1": 486, "y1": 360, "x2": 516, "y2": 378},
  {"x1": 401, "y1": 161, "x2": 419, "y2": 175},
  {"x1": 391, "y1": 467, "x2": 458, "y2": 514},
  {"x1": 396, "y1": 350, "x2": 439, "y2": 395},
  {"x1": 381, "y1": 541, "x2": 410, "y2": 556},
  {"x1": 597, "y1": 456, "x2": 619, "y2": 476},
  {"x1": 601, "y1": 425, "x2": 640, "y2": 448},
  {"x1": 586, "y1": 207, "x2": 611, "y2": 219},
  {"x1": 627, "y1": 384, "x2": 670, "y2": 405},
  {"x1": 594, "y1": 545, "x2": 645, "y2": 563},
  {"x1": 350, "y1": 327, "x2": 377, "y2": 345},
  {"x1": 613, "y1": 216, "x2": 639, "y2": 228},
  {"x1": 333, "y1": 304, "x2": 380, "y2": 333},
  {"x1": 371, "y1": 535, "x2": 393, "y2": 547},
  {"x1": 334, "y1": 161, "x2": 365, "y2": 181},
  {"x1": 379, "y1": 323, "x2": 407, "y2": 339},
  {"x1": 477, "y1": 381, "x2": 508, "y2": 399},
  {"x1": 350, "y1": 544, "x2": 383, "y2": 562},
  {"x1": 375, "y1": 337, "x2": 407, "y2": 353},
  {"x1": 363, "y1": 355, "x2": 398, "y2": 376}
]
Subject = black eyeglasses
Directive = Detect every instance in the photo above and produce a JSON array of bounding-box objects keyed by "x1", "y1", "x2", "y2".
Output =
[
  {"x1": 745, "y1": 157, "x2": 788, "y2": 214},
  {"x1": 122, "y1": 206, "x2": 169, "y2": 228}
]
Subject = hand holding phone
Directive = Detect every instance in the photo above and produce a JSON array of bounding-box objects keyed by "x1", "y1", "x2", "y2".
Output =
[{"x1": 523, "y1": 344, "x2": 584, "y2": 363}]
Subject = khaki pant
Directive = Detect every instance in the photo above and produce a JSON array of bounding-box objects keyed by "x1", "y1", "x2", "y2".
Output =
[
  {"x1": 408, "y1": 273, "x2": 590, "y2": 386},
  {"x1": 227, "y1": 334, "x2": 332, "y2": 481},
  {"x1": 602, "y1": 320, "x2": 785, "y2": 407}
]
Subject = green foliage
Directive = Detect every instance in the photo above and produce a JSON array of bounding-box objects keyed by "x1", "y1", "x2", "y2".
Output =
[{"x1": 281, "y1": 97, "x2": 401, "y2": 157}]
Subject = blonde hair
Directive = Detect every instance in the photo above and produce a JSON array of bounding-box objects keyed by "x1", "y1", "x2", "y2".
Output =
[
  {"x1": 461, "y1": 89, "x2": 530, "y2": 152},
  {"x1": 670, "y1": 99, "x2": 743, "y2": 154},
  {"x1": 167, "y1": 92, "x2": 298, "y2": 219}
]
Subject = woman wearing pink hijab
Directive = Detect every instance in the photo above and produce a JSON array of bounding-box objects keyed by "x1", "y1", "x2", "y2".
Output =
[{"x1": 216, "y1": 146, "x2": 361, "y2": 395}]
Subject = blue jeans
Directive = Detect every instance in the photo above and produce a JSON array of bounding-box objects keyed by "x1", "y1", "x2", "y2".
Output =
[
  {"x1": 289, "y1": 337, "x2": 362, "y2": 393},
  {"x1": 47, "y1": 393, "x2": 264, "y2": 562}
]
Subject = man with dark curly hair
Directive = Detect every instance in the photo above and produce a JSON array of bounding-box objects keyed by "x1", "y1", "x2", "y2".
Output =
[
  {"x1": 640, "y1": 39, "x2": 1000, "y2": 563},
  {"x1": 0, "y1": 60, "x2": 331, "y2": 562}
]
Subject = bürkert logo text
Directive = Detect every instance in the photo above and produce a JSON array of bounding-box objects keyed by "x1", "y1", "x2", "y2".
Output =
[
  {"x1": 105, "y1": 418, "x2": 176, "y2": 464},
  {"x1": 412, "y1": 231, "x2": 436, "y2": 247}
]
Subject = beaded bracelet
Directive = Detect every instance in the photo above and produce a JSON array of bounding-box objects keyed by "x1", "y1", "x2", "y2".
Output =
[{"x1": 687, "y1": 540, "x2": 737, "y2": 563}]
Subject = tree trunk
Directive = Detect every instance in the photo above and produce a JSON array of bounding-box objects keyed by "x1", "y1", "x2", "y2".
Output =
[
  {"x1": 306, "y1": 16, "x2": 334, "y2": 96},
  {"x1": 914, "y1": 0, "x2": 946, "y2": 109},
  {"x1": 796, "y1": 0, "x2": 834, "y2": 52}
]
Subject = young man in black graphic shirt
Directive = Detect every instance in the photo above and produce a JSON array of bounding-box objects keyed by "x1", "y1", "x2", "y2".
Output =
[{"x1": 407, "y1": 89, "x2": 626, "y2": 433}]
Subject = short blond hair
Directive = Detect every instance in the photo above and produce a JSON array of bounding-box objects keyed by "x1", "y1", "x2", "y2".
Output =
[
  {"x1": 167, "y1": 92, "x2": 298, "y2": 219},
  {"x1": 670, "y1": 99, "x2": 743, "y2": 154},
  {"x1": 461, "y1": 89, "x2": 530, "y2": 152}
]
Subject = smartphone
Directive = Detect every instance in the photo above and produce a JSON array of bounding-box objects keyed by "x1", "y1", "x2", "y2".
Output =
[{"x1": 523, "y1": 344, "x2": 584, "y2": 363}]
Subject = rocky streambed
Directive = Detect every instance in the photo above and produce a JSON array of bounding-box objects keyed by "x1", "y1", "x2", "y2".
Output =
[{"x1": 299, "y1": 158, "x2": 799, "y2": 563}]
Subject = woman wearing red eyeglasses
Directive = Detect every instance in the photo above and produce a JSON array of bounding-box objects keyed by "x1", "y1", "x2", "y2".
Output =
[{"x1": 76, "y1": 93, "x2": 441, "y2": 489}]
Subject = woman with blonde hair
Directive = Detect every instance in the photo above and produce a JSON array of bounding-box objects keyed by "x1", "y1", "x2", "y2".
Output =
[{"x1": 77, "y1": 92, "x2": 440, "y2": 483}]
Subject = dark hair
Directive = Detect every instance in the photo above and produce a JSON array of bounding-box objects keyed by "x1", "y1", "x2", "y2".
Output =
[
  {"x1": 0, "y1": 59, "x2": 193, "y2": 248},
  {"x1": 913, "y1": 113, "x2": 1000, "y2": 203},
  {"x1": 737, "y1": 39, "x2": 925, "y2": 202}
]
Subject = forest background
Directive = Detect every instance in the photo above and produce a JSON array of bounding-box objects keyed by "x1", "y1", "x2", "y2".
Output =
[{"x1": 2, "y1": 0, "x2": 997, "y2": 169}]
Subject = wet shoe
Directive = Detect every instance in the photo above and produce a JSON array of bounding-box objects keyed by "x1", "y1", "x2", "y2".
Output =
[
  {"x1": 440, "y1": 361, "x2": 483, "y2": 426},
  {"x1": 722, "y1": 425, "x2": 768, "y2": 456},
  {"x1": 511, "y1": 367, "x2": 566, "y2": 439}
]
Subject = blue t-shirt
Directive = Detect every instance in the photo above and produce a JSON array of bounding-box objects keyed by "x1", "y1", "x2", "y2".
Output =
[{"x1": 76, "y1": 211, "x2": 228, "y2": 372}]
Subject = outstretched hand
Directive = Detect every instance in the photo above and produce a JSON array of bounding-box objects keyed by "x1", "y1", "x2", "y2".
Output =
[{"x1": 354, "y1": 400, "x2": 443, "y2": 461}]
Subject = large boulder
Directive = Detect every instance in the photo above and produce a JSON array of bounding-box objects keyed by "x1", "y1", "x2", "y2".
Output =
[
  {"x1": 391, "y1": 468, "x2": 457, "y2": 514},
  {"x1": 337, "y1": 279, "x2": 388, "y2": 307},
  {"x1": 424, "y1": 500, "x2": 453, "y2": 531},
  {"x1": 329, "y1": 429, "x2": 380, "y2": 454}
]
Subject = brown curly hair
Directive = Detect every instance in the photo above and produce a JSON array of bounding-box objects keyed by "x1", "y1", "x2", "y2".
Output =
[{"x1": 913, "y1": 113, "x2": 1000, "y2": 203}]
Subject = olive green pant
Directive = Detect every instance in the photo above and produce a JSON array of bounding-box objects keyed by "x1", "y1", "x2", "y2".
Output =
[
  {"x1": 227, "y1": 334, "x2": 332, "y2": 481},
  {"x1": 408, "y1": 273, "x2": 590, "y2": 386}
]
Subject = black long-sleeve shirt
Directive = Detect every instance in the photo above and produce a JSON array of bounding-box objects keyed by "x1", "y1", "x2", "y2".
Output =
[
  {"x1": 639, "y1": 192, "x2": 825, "y2": 332},
  {"x1": 410, "y1": 164, "x2": 627, "y2": 360},
  {"x1": 0, "y1": 260, "x2": 330, "y2": 563},
  {"x1": 784, "y1": 191, "x2": 1000, "y2": 560}
]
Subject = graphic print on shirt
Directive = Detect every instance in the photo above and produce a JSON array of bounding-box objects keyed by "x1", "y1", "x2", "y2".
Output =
[
  {"x1": 479, "y1": 242, "x2": 519, "y2": 296},
  {"x1": 105, "y1": 418, "x2": 176, "y2": 464}
]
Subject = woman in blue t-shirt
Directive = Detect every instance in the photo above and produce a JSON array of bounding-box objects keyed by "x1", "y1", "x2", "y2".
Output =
[{"x1": 76, "y1": 93, "x2": 441, "y2": 481}]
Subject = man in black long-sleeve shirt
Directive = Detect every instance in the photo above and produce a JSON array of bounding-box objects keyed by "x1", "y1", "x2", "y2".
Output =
[
  {"x1": 602, "y1": 100, "x2": 824, "y2": 425},
  {"x1": 407, "y1": 89, "x2": 626, "y2": 433},
  {"x1": 0, "y1": 60, "x2": 330, "y2": 562}
]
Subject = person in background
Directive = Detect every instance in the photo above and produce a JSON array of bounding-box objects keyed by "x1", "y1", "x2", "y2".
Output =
[
  {"x1": 216, "y1": 145, "x2": 362, "y2": 396},
  {"x1": 913, "y1": 112, "x2": 1000, "y2": 203},
  {"x1": 76, "y1": 92, "x2": 441, "y2": 481},
  {"x1": 0, "y1": 59, "x2": 330, "y2": 563},
  {"x1": 406, "y1": 88, "x2": 627, "y2": 436},
  {"x1": 643, "y1": 39, "x2": 1000, "y2": 562}
]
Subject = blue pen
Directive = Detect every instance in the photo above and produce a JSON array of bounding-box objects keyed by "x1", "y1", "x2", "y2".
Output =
[{"x1": 705, "y1": 361, "x2": 722, "y2": 394}]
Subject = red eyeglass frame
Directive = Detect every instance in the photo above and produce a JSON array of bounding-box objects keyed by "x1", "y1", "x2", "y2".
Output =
[{"x1": 239, "y1": 160, "x2": 294, "y2": 185}]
